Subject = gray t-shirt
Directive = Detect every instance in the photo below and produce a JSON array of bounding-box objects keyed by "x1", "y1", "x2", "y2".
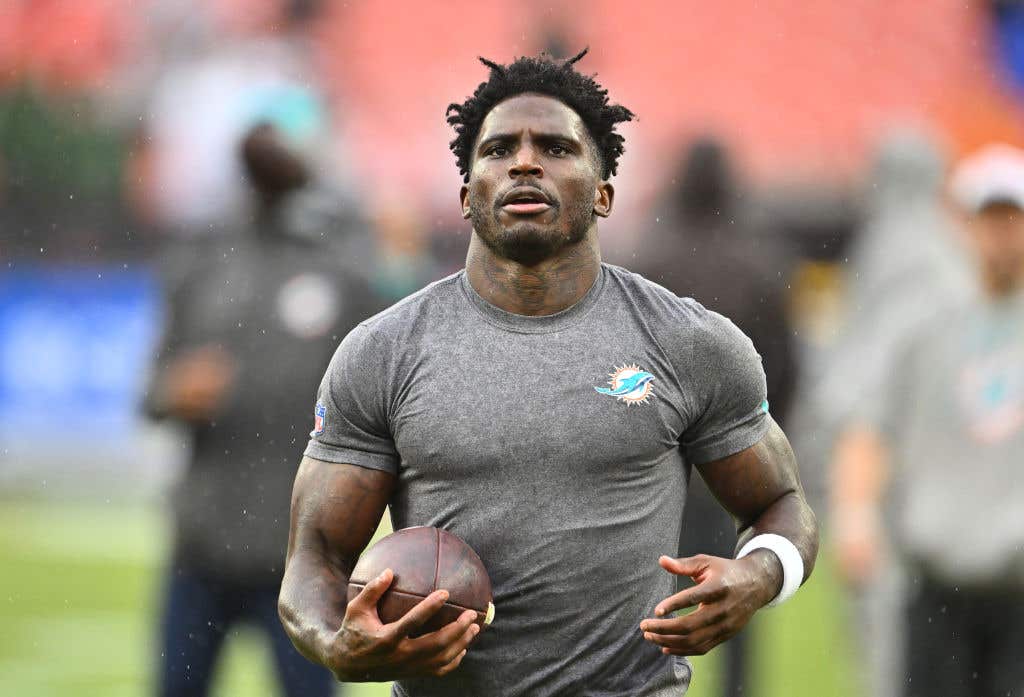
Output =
[{"x1": 306, "y1": 263, "x2": 769, "y2": 697}]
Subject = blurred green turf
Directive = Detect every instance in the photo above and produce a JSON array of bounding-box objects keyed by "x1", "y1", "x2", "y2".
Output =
[{"x1": 0, "y1": 500, "x2": 859, "y2": 697}]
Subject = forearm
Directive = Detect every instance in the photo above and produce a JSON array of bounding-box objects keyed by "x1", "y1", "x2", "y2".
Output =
[
  {"x1": 279, "y1": 548, "x2": 351, "y2": 670},
  {"x1": 699, "y1": 419, "x2": 819, "y2": 598},
  {"x1": 279, "y1": 457, "x2": 395, "y2": 672},
  {"x1": 646, "y1": 422, "x2": 818, "y2": 654},
  {"x1": 735, "y1": 489, "x2": 819, "y2": 584},
  {"x1": 830, "y1": 424, "x2": 888, "y2": 527}
]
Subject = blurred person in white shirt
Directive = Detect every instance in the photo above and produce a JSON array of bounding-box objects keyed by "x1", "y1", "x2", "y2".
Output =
[{"x1": 832, "y1": 144, "x2": 1024, "y2": 697}]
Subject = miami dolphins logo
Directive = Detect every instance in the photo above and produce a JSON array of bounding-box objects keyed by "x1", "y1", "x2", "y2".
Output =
[{"x1": 595, "y1": 364, "x2": 655, "y2": 405}]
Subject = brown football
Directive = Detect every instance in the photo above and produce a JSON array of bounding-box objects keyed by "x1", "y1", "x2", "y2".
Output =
[{"x1": 347, "y1": 526, "x2": 495, "y2": 636}]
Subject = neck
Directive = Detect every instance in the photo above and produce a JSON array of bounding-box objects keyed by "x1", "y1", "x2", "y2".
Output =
[
  {"x1": 465, "y1": 230, "x2": 602, "y2": 316},
  {"x1": 256, "y1": 190, "x2": 287, "y2": 218},
  {"x1": 983, "y1": 276, "x2": 1023, "y2": 300},
  {"x1": 979, "y1": 257, "x2": 1024, "y2": 299}
]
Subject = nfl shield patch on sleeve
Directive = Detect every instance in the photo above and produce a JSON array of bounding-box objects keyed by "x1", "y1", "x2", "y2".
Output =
[{"x1": 311, "y1": 402, "x2": 327, "y2": 437}]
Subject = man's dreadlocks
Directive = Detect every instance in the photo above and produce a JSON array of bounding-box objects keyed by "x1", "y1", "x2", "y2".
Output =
[{"x1": 446, "y1": 49, "x2": 635, "y2": 183}]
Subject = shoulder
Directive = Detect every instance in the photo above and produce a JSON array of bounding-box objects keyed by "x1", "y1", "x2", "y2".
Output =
[
  {"x1": 324, "y1": 273, "x2": 463, "y2": 390},
  {"x1": 893, "y1": 295, "x2": 972, "y2": 362},
  {"x1": 160, "y1": 235, "x2": 242, "y2": 297},
  {"x1": 604, "y1": 263, "x2": 694, "y2": 312},
  {"x1": 603, "y1": 263, "x2": 746, "y2": 347}
]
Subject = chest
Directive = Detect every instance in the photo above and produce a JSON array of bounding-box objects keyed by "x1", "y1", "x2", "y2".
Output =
[
  {"x1": 389, "y1": 330, "x2": 692, "y2": 485},
  {"x1": 906, "y1": 319, "x2": 1024, "y2": 447}
]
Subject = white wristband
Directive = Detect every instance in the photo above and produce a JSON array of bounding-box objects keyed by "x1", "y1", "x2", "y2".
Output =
[{"x1": 736, "y1": 533, "x2": 804, "y2": 608}]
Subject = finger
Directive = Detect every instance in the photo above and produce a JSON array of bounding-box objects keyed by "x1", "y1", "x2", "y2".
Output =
[
  {"x1": 642, "y1": 605, "x2": 724, "y2": 635},
  {"x1": 433, "y1": 649, "x2": 468, "y2": 677},
  {"x1": 661, "y1": 643, "x2": 713, "y2": 657},
  {"x1": 649, "y1": 580, "x2": 725, "y2": 618},
  {"x1": 643, "y1": 626, "x2": 730, "y2": 656},
  {"x1": 405, "y1": 622, "x2": 477, "y2": 670},
  {"x1": 665, "y1": 605, "x2": 726, "y2": 635},
  {"x1": 644, "y1": 631, "x2": 698, "y2": 651},
  {"x1": 346, "y1": 568, "x2": 393, "y2": 617},
  {"x1": 383, "y1": 589, "x2": 450, "y2": 639},
  {"x1": 658, "y1": 554, "x2": 710, "y2": 578},
  {"x1": 431, "y1": 624, "x2": 479, "y2": 666},
  {"x1": 660, "y1": 632, "x2": 731, "y2": 657},
  {"x1": 643, "y1": 625, "x2": 717, "y2": 649},
  {"x1": 403, "y1": 610, "x2": 478, "y2": 660}
]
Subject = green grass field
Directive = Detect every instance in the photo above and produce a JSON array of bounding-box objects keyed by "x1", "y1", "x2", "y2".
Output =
[{"x1": 0, "y1": 499, "x2": 860, "y2": 696}]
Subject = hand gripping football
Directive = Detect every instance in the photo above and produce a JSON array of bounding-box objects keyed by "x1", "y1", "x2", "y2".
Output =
[{"x1": 347, "y1": 526, "x2": 495, "y2": 636}]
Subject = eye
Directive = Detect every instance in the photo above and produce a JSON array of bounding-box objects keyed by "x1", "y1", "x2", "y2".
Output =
[
  {"x1": 485, "y1": 145, "x2": 509, "y2": 158},
  {"x1": 548, "y1": 144, "x2": 569, "y2": 156}
]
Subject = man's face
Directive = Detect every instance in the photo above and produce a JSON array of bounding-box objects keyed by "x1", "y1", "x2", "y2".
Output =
[
  {"x1": 460, "y1": 93, "x2": 613, "y2": 265},
  {"x1": 968, "y1": 201, "x2": 1024, "y2": 295}
]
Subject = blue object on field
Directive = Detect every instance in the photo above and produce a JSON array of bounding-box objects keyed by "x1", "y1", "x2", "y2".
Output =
[
  {"x1": 0, "y1": 266, "x2": 161, "y2": 442},
  {"x1": 993, "y1": 2, "x2": 1024, "y2": 95}
]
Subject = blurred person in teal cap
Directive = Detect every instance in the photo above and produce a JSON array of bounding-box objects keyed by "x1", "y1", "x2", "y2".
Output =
[
  {"x1": 143, "y1": 88, "x2": 376, "y2": 695},
  {"x1": 832, "y1": 143, "x2": 1024, "y2": 697}
]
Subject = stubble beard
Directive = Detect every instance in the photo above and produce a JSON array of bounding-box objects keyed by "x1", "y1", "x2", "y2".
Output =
[{"x1": 469, "y1": 191, "x2": 594, "y2": 266}]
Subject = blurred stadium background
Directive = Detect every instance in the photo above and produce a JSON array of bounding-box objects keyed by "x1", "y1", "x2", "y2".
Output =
[{"x1": 4, "y1": 0, "x2": 1024, "y2": 695}]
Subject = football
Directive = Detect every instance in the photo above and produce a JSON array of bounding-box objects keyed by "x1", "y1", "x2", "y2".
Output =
[{"x1": 347, "y1": 526, "x2": 495, "y2": 636}]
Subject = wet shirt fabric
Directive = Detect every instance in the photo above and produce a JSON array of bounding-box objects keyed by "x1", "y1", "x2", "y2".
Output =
[{"x1": 306, "y1": 263, "x2": 769, "y2": 697}]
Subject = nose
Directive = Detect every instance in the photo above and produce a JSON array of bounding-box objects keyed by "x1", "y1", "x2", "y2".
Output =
[{"x1": 508, "y1": 145, "x2": 543, "y2": 179}]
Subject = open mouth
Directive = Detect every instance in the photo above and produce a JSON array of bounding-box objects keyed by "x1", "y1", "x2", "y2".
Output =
[{"x1": 500, "y1": 187, "x2": 553, "y2": 215}]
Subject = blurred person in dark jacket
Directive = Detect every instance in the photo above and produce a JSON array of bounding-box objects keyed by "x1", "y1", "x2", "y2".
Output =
[
  {"x1": 143, "y1": 120, "x2": 375, "y2": 697},
  {"x1": 637, "y1": 137, "x2": 798, "y2": 697},
  {"x1": 832, "y1": 144, "x2": 1024, "y2": 697}
]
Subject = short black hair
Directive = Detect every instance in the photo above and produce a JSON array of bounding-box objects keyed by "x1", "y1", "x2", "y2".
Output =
[{"x1": 446, "y1": 49, "x2": 635, "y2": 183}]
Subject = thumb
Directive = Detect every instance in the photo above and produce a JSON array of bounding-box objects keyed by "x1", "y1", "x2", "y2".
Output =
[
  {"x1": 659, "y1": 554, "x2": 710, "y2": 579},
  {"x1": 346, "y1": 568, "x2": 393, "y2": 620}
]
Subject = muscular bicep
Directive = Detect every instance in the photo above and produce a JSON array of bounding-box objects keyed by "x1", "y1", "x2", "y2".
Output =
[
  {"x1": 695, "y1": 417, "x2": 808, "y2": 538},
  {"x1": 286, "y1": 456, "x2": 396, "y2": 574}
]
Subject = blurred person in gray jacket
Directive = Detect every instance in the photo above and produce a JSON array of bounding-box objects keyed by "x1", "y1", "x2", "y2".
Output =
[
  {"x1": 638, "y1": 138, "x2": 798, "y2": 697},
  {"x1": 822, "y1": 132, "x2": 970, "y2": 433},
  {"x1": 144, "y1": 119, "x2": 375, "y2": 697},
  {"x1": 832, "y1": 144, "x2": 1024, "y2": 697},
  {"x1": 825, "y1": 132, "x2": 970, "y2": 697}
]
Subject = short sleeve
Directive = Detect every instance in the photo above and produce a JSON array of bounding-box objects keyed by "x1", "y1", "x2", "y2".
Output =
[
  {"x1": 681, "y1": 306, "x2": 770, "y2": 465},
  {"x1": 304, "y1": 324, "x2": 400, "y2": 473}
]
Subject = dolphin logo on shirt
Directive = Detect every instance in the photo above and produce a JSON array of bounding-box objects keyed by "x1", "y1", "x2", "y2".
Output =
[{"x1": 595, "y1": 364, "x2": 655, "y2": 405}]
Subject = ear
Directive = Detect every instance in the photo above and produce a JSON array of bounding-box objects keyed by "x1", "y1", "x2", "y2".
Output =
[
  {"x1": 460, "y1": 185, "x2": 471, "y2": 219},
  {"x1": 593, "y1": 181, "x2": 614, "y2": 218}
]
